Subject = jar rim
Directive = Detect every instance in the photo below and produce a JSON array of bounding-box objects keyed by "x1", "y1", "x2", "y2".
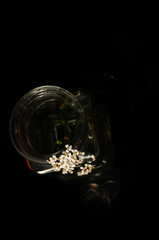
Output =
[{"x1": 9, "y1": 85, "x2": 86, "y2": 163}]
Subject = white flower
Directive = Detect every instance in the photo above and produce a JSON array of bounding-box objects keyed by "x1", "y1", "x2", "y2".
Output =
[
  {"x1": 69, "y1": 145, "x2": 72, "y2": 151},
  {"x1": 47, "y1": 144, "x2": 96, "y2": 176}
]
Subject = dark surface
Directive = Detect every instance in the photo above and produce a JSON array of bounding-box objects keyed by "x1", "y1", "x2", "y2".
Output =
[{"x1": 3, "y1": 25, "x2": 159, "y2": 227}]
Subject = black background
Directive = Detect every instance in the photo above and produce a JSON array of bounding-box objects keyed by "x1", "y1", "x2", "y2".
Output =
[{"x1": 2, "y1": 15, "x2": 159, "y2": 232}]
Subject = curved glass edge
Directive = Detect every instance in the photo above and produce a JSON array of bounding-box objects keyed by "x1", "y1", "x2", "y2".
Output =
[{"x1": 9, "y1": 85, "x2": 86, "y2": 164}]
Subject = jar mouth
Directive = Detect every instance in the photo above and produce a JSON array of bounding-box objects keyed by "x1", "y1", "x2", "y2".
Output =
[{"x1": 9, "y1": 85, "x2": 86, "y2": 163}]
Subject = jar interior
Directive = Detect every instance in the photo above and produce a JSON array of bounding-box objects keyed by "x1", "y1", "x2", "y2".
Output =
[{"x1": 27, "y1": 97, "x2": 78, "y2": 154}]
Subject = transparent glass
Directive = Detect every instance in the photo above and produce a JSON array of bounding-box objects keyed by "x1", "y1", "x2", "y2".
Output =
[{"x1": 9, "y1": 85, "x2": 114, "y2": 181}]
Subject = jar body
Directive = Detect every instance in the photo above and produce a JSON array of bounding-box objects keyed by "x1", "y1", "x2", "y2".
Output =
[{"x1": 10, "y1": 86, "x2": 114, "y2": 180}]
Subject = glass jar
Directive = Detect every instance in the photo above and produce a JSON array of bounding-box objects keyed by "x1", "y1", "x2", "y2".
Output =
[{"x1": 9, "y1": 85, "x2": 114, "y2": 181}]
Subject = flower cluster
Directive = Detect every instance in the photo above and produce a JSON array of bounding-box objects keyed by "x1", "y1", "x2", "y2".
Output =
[
  {"x1": 77, "y1": 163, "x2": 95, "y2": 176},
  {"x1": 47, "y1": 144, "x2": 95, "y2": 176}
]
